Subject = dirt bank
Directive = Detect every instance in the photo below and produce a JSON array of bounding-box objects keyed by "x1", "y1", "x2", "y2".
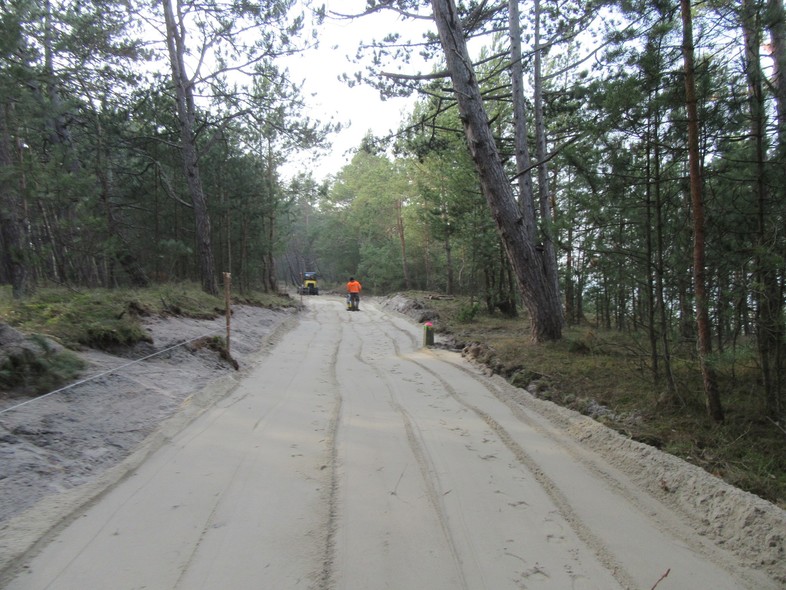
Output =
[{"x1": 0, "y1": 305, "x2": 294, "y2": 562}]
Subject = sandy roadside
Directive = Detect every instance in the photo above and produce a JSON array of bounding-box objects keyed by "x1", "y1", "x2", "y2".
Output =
[
  {"x1": 0, "y1": 305, "x2": 296, "y2": 575},
  {"x1": 0, "y1": 297, "x2": 784, "y2": 589}
]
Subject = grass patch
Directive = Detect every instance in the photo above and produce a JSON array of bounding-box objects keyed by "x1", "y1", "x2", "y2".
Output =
[
  {"x1": 0, "y1": 334, "x2": 85, "y2": 397},
  {"x1": 1, "y1": 288, "x2": 149, "y2": 349},
  {"x1": 0, "y1": 283, "x2": 292, "y2": 398},
  {"x1": 0, "y1": 283, "x2": 294, "y2": 350},
  {"x1": 416, "y1": 292, "x2": 786, "y2": 509}
]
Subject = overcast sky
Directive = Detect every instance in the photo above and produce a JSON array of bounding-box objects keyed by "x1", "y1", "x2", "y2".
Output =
[{"x1": 282, "y1": 1, "x2": 431, "y2": 181}]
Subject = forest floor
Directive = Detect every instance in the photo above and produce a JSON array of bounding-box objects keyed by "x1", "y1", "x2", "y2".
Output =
[{"x1": 0, "y1": 293, "x2": 784, "y2": 586}]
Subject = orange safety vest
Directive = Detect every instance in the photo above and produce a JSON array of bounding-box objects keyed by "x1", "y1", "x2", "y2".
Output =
[{"x1": 347, "y1": 280, "x2": 361, "y2": 294}]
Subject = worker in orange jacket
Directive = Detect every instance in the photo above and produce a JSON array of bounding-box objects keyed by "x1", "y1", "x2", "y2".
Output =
[{"x1": 346, "y1": 277, "x2": 361, "y2": 310}]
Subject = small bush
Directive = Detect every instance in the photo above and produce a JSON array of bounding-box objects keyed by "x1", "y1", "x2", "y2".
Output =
[{"x1": 456, "y1": 301, "x2": 480, "y2": 323}]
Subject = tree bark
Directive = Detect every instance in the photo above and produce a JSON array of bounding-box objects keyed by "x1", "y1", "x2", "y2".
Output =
[
  {"x1": 508, "y1": 0, "x2": 536, "y2": 234},
  {"x1": 532, "y1": 0, "x2": 561, "y2": 307},
  {"x1": 743, "y1": 0, "x2": 783, "y2": 419},
  {"x1": 645, "y1": 113, "x2": 659, "y2": 384},
  {"x1": 265, "y1": 140, "x2": 278, "y2": 293},
  {"x1": 681, "y1": 0, "x2": 724, "y2": 422},
  {"x1": 0, "y1": 103, "x2": 28, "y2": 298},
  {"x1": 767, "y1": 0, "x2": 786, "y2": 144},
  {"x1": 443, "y1": 217, "x2": 454, "y2": 295},
  {"x1": 162, "y1": 0, "x2": 218, "y2": 296},
  {"x1": 431, "y1": 0, "x2": 563, "y2": 341},
  {"x1": 764, "y1": 0, "x2": 786, "y2": 419},
  {"x1": 395, "y1": 199, "x2": 411, "y2": 289},
  {"x1": 653, "y1": 109, "x2": 678, "y2": 399},
  {"x1": 93, "y1": 115, "x2": 149, "y2": 288}
]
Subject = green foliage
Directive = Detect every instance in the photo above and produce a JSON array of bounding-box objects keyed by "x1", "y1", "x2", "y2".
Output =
[
  {"x1": 456, "y1": 301, "x2": 480, "y2": 323},
  {"x1": 0, "y1": 0, "x2": 330, "y2": 297},
  {"x1": 301, "y1": 105, "x2": 505, "y2": 296},
  {"x1": 310, "y1": 148, "x2": 414, "y2": 287},
  {"x1": 3, "y1": 288, "x2": 154, "y2": 349}
]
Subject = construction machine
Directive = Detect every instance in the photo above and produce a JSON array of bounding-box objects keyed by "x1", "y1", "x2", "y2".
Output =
[{"x1": 297, "y1": 272, "x2": 319, "y2": 295}]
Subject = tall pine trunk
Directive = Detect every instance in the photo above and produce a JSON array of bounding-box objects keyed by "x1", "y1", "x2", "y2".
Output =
[
  {"x1": 395, "y1": 199, "x2": 411, "y2": 289},
  {"x1": 162, "y1": 0, "x2": 218, "y2": 296},
  {"x1": 0, "y1": 103, "x2": 28, "y2": 299},
  {"x1": 681, "y1": 0, "x2": 724, "y2": 422},
  {"x1": 648, "y1": 85, "x2": 678, "y2": 401},
  {"x1": 508, "y1": 0, "x2": 536, "y2": 234},
  {"x1": 431, "y1": 0, "x2": 563, "y2": 341},
  {"x1": 764, "y1": 0, "x2": 786, "y2": 418},
  {"x1": 532, "y1": 0, "x2": 561, "y2": 306},
  {"x1": 93, "y1": 114, "x2": 149, "y2": 288},
  {"x1": 767, "y1": 0, "x2": 786, "y2": 141},
  {"x1": 265, "y1": 141, "x2": 278, "y2": 293}
]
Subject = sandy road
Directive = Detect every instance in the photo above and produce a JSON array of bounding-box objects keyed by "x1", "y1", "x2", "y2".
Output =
[{"x1": 1, "y1": 297, "x2": 778, "y2": 589}]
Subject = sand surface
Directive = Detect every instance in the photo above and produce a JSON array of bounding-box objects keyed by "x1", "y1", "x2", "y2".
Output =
[{"x1": 0, "y1": 296, "x2": 784, "y2": 589}]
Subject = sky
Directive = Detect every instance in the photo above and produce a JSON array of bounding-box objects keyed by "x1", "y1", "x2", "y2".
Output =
[{"x1": 281, "y1": 1, "x2": 432, "y2": 182}]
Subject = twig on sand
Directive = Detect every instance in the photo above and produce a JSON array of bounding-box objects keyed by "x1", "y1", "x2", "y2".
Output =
[
  {"x1": 391, "y1": 466, "x2": 407, "y2": 496},
  {"x1": 651, "y1": 568, "x2": 670, "y2": 590}
]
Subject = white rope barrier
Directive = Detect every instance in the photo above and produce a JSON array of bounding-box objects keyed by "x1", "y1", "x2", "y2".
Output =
[{"x1": 0, "y1": 331, "x2": 221, "y2": 417}]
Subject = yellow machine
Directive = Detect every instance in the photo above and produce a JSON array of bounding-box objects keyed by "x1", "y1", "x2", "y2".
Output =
[{"x1": 298, "y1": 272, "x2": 319, "y2": 295}]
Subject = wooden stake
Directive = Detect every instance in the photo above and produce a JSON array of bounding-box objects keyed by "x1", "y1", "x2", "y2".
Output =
[{"x1": 223, "y1": 272, "x2": 231, "y2": 357}]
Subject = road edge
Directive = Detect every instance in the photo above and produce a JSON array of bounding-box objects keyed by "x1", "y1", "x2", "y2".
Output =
[{"x1": 0, "y1": 313, "x2": 300, "y2": 585}]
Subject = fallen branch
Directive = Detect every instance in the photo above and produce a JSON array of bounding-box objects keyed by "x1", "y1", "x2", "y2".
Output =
[{"x1": 651, "y1": 568, "x2": 670, "y2": 590}]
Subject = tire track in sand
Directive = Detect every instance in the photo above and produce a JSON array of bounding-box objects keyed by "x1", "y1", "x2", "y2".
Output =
[
  {"x1": 342, "y1": 318, "x2": 472, "y2": 590},
  {"x1": 315, "y1": 305, "x2": 344, "y2": 590},
  {"x1": 367, "y1": 314, "x2": 638, "y2": 590}
]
